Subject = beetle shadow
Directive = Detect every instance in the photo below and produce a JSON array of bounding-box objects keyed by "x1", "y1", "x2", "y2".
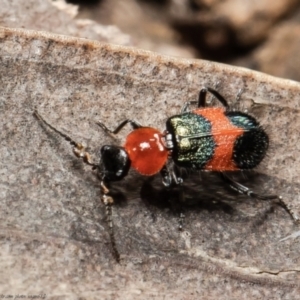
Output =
[
  {"x1": 139, "y1": 170, "x2": 280, "y2": 222},
  {"x1": 140, "y1": 172, "x2": 236, "y2": 215}
]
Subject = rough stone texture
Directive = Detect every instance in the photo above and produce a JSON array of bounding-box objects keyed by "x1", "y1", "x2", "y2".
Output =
[{"x1": 1, "y1": 26, "x2": 300, "y2": 299}]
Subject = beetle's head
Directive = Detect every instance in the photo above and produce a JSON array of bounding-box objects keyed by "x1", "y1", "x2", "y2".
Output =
[{"x1": 98, "y1": 145, "x2": 131, "y2": 182}]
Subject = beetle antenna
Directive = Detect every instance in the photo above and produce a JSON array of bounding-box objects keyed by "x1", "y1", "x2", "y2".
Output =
[
  {"x1": 34, "y1": 110, "x2": 98, "y2": 168},
  {"x1": 100, "y1": 181, "x2": 120, "y2": 262}
]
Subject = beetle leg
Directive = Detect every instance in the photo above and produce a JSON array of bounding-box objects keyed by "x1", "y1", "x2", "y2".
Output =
[
  {"x1": 96, "y1": 119, "x2": 142, "y2": 139},
  {"x1": 160, "y1": 164, "x2": 185, "y2": 230},
  {"x1": 181, "y1": 87, "x2": 230, "y2": 113},
  {"x1": 220, "y1": 173, "x2": 298, "y2": 221},
  {"x1": 220, "y1": 172, "x2": 277, "y2": 200},
  {"x1": 198, "y1": 87, "x2": 230, "y2": 108}
]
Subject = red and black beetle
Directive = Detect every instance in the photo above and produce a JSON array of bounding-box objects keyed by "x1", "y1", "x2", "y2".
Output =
[{"x1": 34, "y1": 87, "x2": 279, "y2": 261}]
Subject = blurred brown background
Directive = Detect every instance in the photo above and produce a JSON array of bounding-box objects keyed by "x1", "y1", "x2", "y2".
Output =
[{"x1": 67, "y1": 0, "x2": 300, "y2": 81}]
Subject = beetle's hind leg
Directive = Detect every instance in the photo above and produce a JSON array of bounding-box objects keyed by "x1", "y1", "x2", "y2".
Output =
[
  {"x1": 220, "y1": 172, "x2": 298, "y2": 222},
  {"x1": 220, "y1": 172, "x2": 277, "y2": 200}
]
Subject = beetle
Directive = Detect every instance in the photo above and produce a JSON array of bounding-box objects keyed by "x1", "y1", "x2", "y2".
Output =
[{"x1": 34, "y1": 87, "x2": 281, "y2": 261}]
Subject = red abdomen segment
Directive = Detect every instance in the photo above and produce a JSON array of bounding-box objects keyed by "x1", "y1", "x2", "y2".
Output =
[
  {"x1": 194, "y1": 108, "x2": 244, "y2": 171},
  {"x1": 124, "y1": 127, "x2": 169, "y2": 175}
]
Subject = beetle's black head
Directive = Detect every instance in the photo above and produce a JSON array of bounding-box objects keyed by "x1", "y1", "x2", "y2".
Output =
[{"x1": 98, "y1": 145, "x2": 131, "y2": 181}]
